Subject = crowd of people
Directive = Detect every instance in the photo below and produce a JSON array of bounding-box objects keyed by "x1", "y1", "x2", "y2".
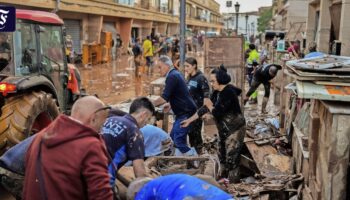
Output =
[
  {"x1": 1, "y1": 30, "x2": 326, "y2": 199},
  {"x1": 0, "y1": 56, "x2": 243, "y2": 199},
  {"x1": 130, "y1": 33, "x2": 205, "y2": 77}
]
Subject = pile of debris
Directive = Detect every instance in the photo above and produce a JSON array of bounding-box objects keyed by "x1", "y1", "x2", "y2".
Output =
[
  {"x1": 285, "y1": 55, "x2": 350, "y2": 101},
  {"x1": 245, "y1": 114, "x2": 291, "y2": 156},
  {"x1": 229, "y1": 100, "x2": 301, "y2": 199},
  {"x1": 228, "y1": 174, "x2": 304, "y2": 199}
]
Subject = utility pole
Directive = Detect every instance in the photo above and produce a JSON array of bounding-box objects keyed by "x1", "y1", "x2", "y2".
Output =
[
  {"x1": 179, "y1": 0, "x2": 186, "y2": 68},
  {"x1": 234, "y1": 2, "x2": 240, "y2": 35},
  {"x1": 245, "y1": 13, "x2": 249, "y2": 35}
]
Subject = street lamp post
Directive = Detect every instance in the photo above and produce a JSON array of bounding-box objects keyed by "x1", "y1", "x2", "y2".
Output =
[
  {"x1": 245, "y1": 13, "x2": 248, "y2": 35},
  {"x1": 179, "y1": 0, "x2": 186, "y2": 68},
  {"x1": 234, "y1": 2, "x2": 240, "y2": 35},
  {"x1": 226, "y1": 16, "x2": 229, "y2": 30}
]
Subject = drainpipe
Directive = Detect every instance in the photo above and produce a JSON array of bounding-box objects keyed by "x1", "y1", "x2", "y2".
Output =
[{"x1": 52, "y1": 0, "x2": 60, "y2": 13}]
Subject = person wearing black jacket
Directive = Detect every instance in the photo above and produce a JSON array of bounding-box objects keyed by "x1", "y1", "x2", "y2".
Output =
[
  {"x1": 181, "y1": 65, "x2": 246, "y2": 183},
  {"x1": 184, "y1": 57, "x2": 210, "y2": 153},
  {"x1": 244, "y1": 64, "x2": 282, "y2": 113}
]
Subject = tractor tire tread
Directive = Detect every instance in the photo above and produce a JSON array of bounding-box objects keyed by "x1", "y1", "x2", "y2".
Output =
[{"x1": 0, "y1": 91, "x2": 59, "y2": 154}]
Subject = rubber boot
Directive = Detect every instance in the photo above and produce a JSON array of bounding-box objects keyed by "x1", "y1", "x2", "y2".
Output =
[
  {"x1": 261, "y1": 97, "x2": 269, "y2": 114},
  {"x1": 180, "y1": 148, "x2": 199, "y2": 168},
  {"x1": 228, "y1": 167, "x2": 240, "y2": 183}
]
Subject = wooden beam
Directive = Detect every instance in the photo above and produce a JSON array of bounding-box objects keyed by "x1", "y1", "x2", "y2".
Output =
[{"x1": 245, "y1": 142, "x2": 293, "y2": 175}]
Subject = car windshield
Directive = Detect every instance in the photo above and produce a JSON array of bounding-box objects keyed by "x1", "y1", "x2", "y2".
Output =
[{"x1": 0, "y1": 32, "x2": 13, "y2": 75}]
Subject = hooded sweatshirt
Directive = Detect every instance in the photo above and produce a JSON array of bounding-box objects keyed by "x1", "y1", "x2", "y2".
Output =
[{"x1": 23, "y1": 114, "x2": 113, "y2": 200}]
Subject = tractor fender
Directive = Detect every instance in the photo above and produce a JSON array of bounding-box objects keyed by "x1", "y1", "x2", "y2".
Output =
[{"x1": 1, "y1": 75, "x2": 59, "y2": 101}]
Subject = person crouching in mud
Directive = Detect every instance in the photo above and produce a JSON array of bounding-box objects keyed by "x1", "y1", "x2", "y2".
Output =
[{"x1": 181, "y1": 65, "x2": 246, "y2": 183}]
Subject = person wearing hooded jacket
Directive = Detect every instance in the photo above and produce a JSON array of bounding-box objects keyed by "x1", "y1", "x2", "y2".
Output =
[
  {"x1": 184, "y1": 57, "x2": 210, "y2": 153},
  {"x1": 181, "y1": 65, "x2": 246, "y2": 183},
  {"x1": 22, "y1": 96, "x2": 113, "y2": 200}
]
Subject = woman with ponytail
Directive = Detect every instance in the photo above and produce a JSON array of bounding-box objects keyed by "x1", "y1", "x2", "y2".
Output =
[
  {"x1": 184, "y1": 57, "x2": 210, "y2": 153},
  {"x1": 181, "y1": 64, "x2": 246, "y2": 183}
]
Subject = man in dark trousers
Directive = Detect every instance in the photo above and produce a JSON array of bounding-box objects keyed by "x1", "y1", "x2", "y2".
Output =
[
  {"x1": 132, "y1": 38, "x2": 143, "y2": 77},
  {"x1": 153, "y1": 55, "x2": 198, "y2": 156},
  {"x1": 244, "y1": 64, "x2": 282, "y2": 113}
]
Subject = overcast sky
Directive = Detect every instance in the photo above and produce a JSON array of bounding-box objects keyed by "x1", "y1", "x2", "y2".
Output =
[{"x1": 215, "y1": 0, "x2": 273, "y2": 13}]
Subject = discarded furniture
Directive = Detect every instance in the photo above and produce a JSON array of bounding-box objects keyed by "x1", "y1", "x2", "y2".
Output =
[
  {"x1": 307, "y1": 100, "x2": 350, "y2": 200},
  {"x1": 283, "y1": 55, "x2": 350, "y2": 200},
  {"x1": 82, "y1": 44, "x2": 103, "y2": 65},
  {"x1": 149, "y1": 77, "x2": 165, "y2": 95}
]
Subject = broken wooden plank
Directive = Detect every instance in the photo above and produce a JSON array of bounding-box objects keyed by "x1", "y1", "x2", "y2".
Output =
[
  {"x1": 258, "y1": 194, "x2": 269, "y2": 200},
  {"x1": 240, "y1": 154, "x2": 259, "y2": 173},
  {"x1": 302, "y1": 185, "x2": 313, "y2": 200},
  {"x1": 244, "y1": 135, "x2": 286, "y2": 143},
  {"x1": 308, "y1": 100, "x2": 320, "y2": 183},
  {"x1": 292, "y1": 123, "x2": 310, "y2": 185},
  {"x1": 310, "y1": 100, "x2": 350, "y2": 199},
  {"x1": 245, "y1": 141, "x2": 293, "y2": 176}
]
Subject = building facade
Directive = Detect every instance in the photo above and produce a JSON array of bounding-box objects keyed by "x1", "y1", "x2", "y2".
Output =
[
  {"x1": 3, "y1": 0, "x2": 223, "y2": 53},
  {"x1": 306, "y1": 0, "x2": 350, "y2": 56},
  {"x1": 270, "y1": 0, "x2": 308, "y2": 42},
  {"x1": 223, "y1": 12, "x2": 259, "y2": 37}
]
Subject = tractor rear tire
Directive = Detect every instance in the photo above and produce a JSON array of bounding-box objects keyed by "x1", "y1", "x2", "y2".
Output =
[{"x1": 0, "y1": 91, "x2": 59, "y2": 155}]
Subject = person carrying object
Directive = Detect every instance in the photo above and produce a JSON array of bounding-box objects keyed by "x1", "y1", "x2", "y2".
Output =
[
  {"x1": 181, "y1": 65, "x2": 246, "y2": 183},
  {"x1": 153, "y1": 55, "x2": 198, "y2": 158}
]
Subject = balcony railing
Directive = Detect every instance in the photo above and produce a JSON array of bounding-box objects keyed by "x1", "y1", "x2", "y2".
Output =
[{"x1": 134, "y1": 1, "x2": 150, "y2": 9}]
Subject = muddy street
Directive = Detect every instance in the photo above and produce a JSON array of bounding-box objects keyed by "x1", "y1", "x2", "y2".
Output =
[
  {"x1": 79, "y1": 56, "x2": 154, "y2": 105},
  {"x1": 80, "y1": 52, "x2": 204, "y2": 105}
]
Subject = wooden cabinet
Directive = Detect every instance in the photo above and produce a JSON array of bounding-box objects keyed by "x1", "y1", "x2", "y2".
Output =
[{"x1": 82, "y1": 44, "x2": 103, "y2": 65}]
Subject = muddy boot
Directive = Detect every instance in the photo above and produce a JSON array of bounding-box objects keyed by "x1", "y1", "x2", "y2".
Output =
[
  {"x1": 261, "y1": 97, "x2": 269, "y2": 114},
  {"x1": 146, "y1": 66, "x2": 150, "y2": 76},
  {"x1": 227, "y1": 167, "x2": 240, "y2": 183},
  {"x1": 249, "y1": 98, "x2": 257, "y2": 104},
  {"x1": 183, "y1": 148, "x2": 199, "y2": 168}
]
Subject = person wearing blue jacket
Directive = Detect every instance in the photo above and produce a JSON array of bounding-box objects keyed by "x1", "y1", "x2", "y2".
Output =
[{"x1": 127, "y1": 174, "x2": 234, "y2": 200}]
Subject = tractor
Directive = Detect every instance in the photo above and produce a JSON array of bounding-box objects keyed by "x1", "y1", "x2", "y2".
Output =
[{"x1": 0, "y1": 9, "x2": 82, "y2": 155}]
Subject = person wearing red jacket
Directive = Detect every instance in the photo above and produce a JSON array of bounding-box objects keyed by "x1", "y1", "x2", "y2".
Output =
[{"x1": 23, "y1": 96, "x2": 113, "y2": 200}]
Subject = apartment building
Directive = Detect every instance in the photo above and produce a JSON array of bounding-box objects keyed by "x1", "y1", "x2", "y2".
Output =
[
  {"x1": 306, "y1": 0, "x2": 350, "y2": 56},
  {"x1": 223, "y1": 12, "x2": 259, "y2": 37},
  {"x1": 270, "y1": 0, "x2": 308, "y2": 41},
  {"x1": 3, "y1": 0, "x2": 223, "y2": 53}
]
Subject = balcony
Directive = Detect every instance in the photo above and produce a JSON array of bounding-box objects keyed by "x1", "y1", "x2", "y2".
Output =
[
  {"x1": 114, "y1": 0, "x2": 135, "y2": 6},
  {"x1": 189, "y1": 0, "x2": 220, "y2": 13},
  {"x1": 134, "y1": 0, "x2": 150, "y2": 9}
]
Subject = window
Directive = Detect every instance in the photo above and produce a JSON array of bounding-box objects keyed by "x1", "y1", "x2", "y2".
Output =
[
  {"x1": 160, "y1": 0, "x2": 168, "y2": 13},
  {"x1": 226, "y1": 1, "x2": 232, "y2": 7},
  {"x1": 186, "y1": 3, "x2": 191, "y2": 16},
  {"x1": 13, "y1": 22, "x2": 38, "y2": 76},
  {"x1": 39, "y1": 25, "x2": 65, "y2": 75},
  {"x1": 0, "y1": 32, "x2": 12, "y2": 74},
  {"x1": 38, "y1": 25, "x2": 66, "y2": 106},
  {"x1": 314, "y1": 11, "x2": 320, "y2": 42},
  {"x1": 116, "y1": 0, "x2": 135, "y2": 6}
]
